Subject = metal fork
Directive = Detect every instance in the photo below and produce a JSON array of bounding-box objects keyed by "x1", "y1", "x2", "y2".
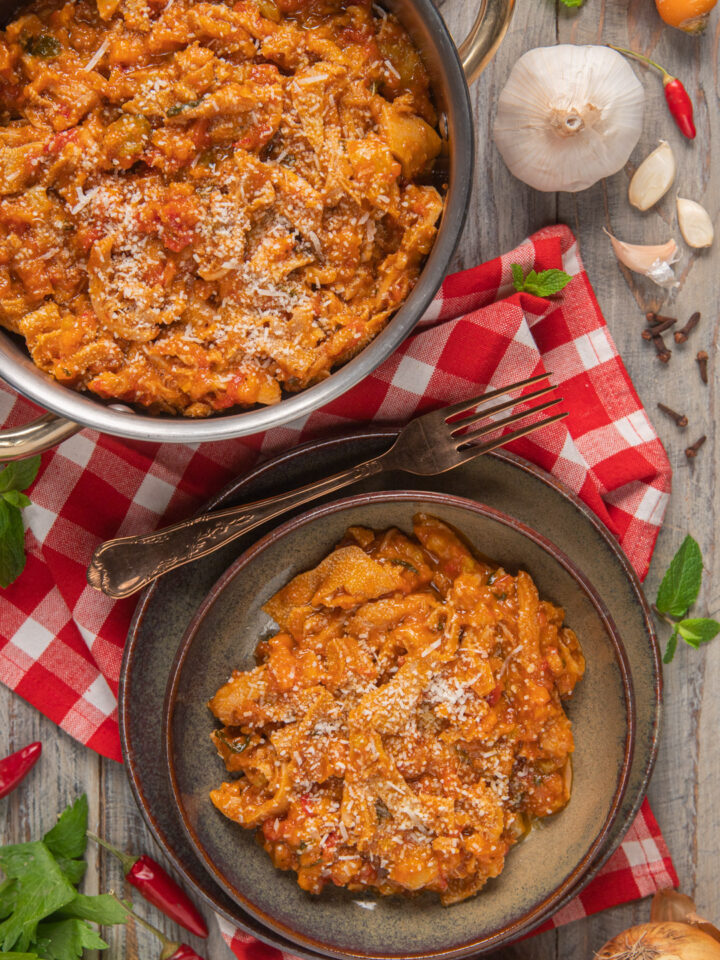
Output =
[{"x1": 87, "y1": 373, "x2": 566, "y2": 599}]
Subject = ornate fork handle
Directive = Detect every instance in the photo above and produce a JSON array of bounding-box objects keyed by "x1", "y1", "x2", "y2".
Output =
[{"x1": 87, "y1": 456, "x2": 384, "y2": 599}]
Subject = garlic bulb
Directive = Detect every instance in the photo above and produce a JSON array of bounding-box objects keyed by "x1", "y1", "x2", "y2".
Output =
[
  {"x1": 605, "y1": 229, "x2": 679, "y2": 287},
  {"x1": 493, "y1": 45, "x2": 645, "y2": 192},
  {"x1": 629, "y1": 141, "x2": 676, "y2": 211},
  {"x1": 677, "y1": 197, "x2": 714, "y2": 248}
]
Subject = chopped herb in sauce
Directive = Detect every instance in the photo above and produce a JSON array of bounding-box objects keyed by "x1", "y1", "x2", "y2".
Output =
[
  {"x1": 216, "y1": 730, "x2": 251, "y2": 754},
  {"x1": 22, "y1": 34, "x2": 61, "y2": 57},
  {"x1": 167, "y1": 98, "x2": 203, "y2": 117}
]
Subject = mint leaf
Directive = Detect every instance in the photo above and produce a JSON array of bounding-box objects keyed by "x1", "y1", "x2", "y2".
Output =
[
  {"x1": 0, "y1": 953, "x2": 40, "y2": 959},
  {"x1": 559, "y1": 0, "x2": 583, "y2": 7},
  {"x1": 0, "y1": 844, "x2": 76, "y2": 952},
  {"x1": 2, "y1": 491, "x2": 31, "y2": 510},
  {"x1": 43, "y1": 798, "x2": 88, "y2": 862},
  {"x1": 0, "y1": 458, "x2": 41, "y2": 495},
  {"x1": 511, "y1": 263, "x2": 525, "y2": 292},
  {"x1": 0, "y1": 500, "x2": 26, "y2": 589},
  {"x1": 656, "y1": 535, "x2": 703, "y2": 617},
  {"x1": 663, "y1": 630, "x2": 679, "y2": 664},
  {"x1": 55, "y1": 895, "x2": 127, "y2": 926},
  {"x1": 510, "y1": 264, "x2": 572, "y2": 297},
  {"x1": 33, "y1": 918, "x2": 107, "y2": 960},
  {"x1": 677, "y1": 618, "x2": 720, "y2": 648}
]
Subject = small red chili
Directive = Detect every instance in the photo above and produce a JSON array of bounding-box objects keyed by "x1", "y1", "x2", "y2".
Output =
[
  {"x1": 165, "y1": 945, "x2": 204, "y2": 960},
  {"x1": 88, "y1": 833, "x2": 208, "y2": 939},
  {"x1": 108, "y1": 893, "x2": 206, "y2": 960},
  {"x1": 609, "y1": 45, "x2": 696, "y2": 139},
  {"x1": 0, "y1": 741, "x2": 42, "y2": 798}
]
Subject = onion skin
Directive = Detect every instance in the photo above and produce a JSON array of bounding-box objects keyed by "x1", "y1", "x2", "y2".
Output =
[
  {"x1": 596, "y1": 921, "x2": 720, "y2": 960},
  {"x1": 655, "y1": 0, "x2": 717, "y2": 33}
]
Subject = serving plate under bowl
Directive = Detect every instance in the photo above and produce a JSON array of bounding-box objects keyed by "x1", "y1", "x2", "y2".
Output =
[
  {"x1": 119, "y1": 430, "x2": 662, "y2": 960},
  {"x1": 164, "y1": 491, "x2": 635, "y2": 960}
]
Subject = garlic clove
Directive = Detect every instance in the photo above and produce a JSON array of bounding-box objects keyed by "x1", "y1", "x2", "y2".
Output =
[
  {"x1": 604, "y1": 229, "x2": 679, "y2": 287},
  {"x1": 629, "y1": 141, "x2": 676, "y2": 211},
  {"x1": 493, "y1": 45, "x2": 645, "y2": 193},
  {"x1": 677, "y1": 197, "x2": 714, "y2": 248}
]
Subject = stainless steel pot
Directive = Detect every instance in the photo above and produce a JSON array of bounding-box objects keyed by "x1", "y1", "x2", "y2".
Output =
[{"x1": 0, "y1": 0, "x2": 514, "y2": 459}]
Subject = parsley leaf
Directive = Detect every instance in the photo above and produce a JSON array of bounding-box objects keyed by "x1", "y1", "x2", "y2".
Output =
[
  {"x1": 0, "y1": 878, "x2": 18, "y2": 919},
  {"x1": 51, "y1": 862, "x2": 86, "y2": 888},
  {"x1": 56, "y1": 895, "x2": 127, "y2": 926},
  {"x1": 677, "y1": 618, "x2": 720, "y2": 648},
  {"x1": 510, "y1": 264, "x2": 572, "y2": 297},
  {"x1": 34, "y1": 918, "x2": 107, "y2": 960},
  {"x1": 43, "y1": 797, "x2": 88, "y2": 862},
  {"x1": 0, "y1": 457, "x2": 40, "y2": 494},
  {"x1": 656, "y1": 535, "x2": 703, "y2": 617},
  {"x1": 0, "y1": 844, "x2": 76, "y2": 952}
]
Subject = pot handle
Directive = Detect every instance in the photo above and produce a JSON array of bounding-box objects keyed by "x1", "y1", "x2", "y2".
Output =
[
  {"x1": 0, "y1": 411, "x2": 81, "y2": 461},
  {"x1": 458, "y1": 0, "x2": 516, "y2": 85}
]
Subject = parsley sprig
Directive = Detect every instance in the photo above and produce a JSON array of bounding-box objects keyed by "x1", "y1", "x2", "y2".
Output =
[
  {"x1": 0, "y1": 795, "x2": 127, "y2": 958},
  {"x1": 0, "y1": 456, "x2": 41, "y2": 589},
  {"x1": 511, "y1": 264, "x2": 573, "y2": 297},
  {"x1": 653, "y1": 535, "x2": 720, "y2": 663}
]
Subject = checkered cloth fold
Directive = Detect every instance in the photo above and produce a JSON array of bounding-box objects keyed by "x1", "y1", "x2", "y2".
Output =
[{"x1": 0, "y1": 224, "x2": 676, "y2": 947}]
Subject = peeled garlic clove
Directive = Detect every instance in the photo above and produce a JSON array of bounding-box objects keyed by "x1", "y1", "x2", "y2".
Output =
[
  {"x1": 605, "y1": 229, "x2": 679, "y2": 287},
  {"x1": 629, "y1": 141, "x2": 676, "y2": 211},
  {"x1": 677, "y1": 197, "x2": 714, "y2": 248}
]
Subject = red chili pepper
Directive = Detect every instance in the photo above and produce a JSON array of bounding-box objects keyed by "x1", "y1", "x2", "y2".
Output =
[
  {"x1": 608, "y1": 45, "x2": 696, "y2": 139},
  {"x1": 108, "y1": 894, "x2": 206, "y2": 960},
  {"x1": 662, "y1": 76, "x2": 696, "y2": 138},
  {"x1": 165, "y1": 946, "x2": 204, "y2": 960},
  {"x1": 88, "y1": 834, "x2": 208, "y2": 939},
  {"x1": 0, "y1": 741, "x2": 42, "y2": 798}
]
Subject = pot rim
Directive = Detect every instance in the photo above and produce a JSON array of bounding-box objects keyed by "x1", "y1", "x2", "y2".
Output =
[{"x1": 0, "y1": 0, "x2": 474, "y2": 443}]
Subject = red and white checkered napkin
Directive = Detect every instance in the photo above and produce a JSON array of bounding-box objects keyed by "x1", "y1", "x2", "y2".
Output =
[{"x1": 0, "y1": 224, "x2": 676, "y2": 948}]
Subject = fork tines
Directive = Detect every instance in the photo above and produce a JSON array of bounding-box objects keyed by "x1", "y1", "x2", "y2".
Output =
[{"x1": 447, "y1": 374, "x2": 567, "y2": 457}]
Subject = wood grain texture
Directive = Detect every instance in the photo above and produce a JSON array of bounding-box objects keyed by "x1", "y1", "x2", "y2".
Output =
[{"x1": 1, "y1": 0, "x2": 719, "y2": 958}]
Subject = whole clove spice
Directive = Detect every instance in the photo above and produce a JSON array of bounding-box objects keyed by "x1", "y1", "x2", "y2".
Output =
[
  {"x1": 651, "y1": 333, "x2": 672, "y2": 363},
  {"x1": 657, "y1": 402, "x2": 688, "y2": 428},
  {"x1": 696, "y1": 350, "x2": 708, "y2": 384},
  {"x1": 642, "y1": 317, "x2": 677, "y2": 339},
  {"x1": 685, "y1": 435, "x2": 707, "y2": 459},
  {"x1": 674, "y1": 311, "x2": 701, "y2": 343}
]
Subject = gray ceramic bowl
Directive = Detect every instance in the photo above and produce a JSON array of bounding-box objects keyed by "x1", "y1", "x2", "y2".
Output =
[{"x1": 164, "y1": 491, "x2": 635, "y2": 960}]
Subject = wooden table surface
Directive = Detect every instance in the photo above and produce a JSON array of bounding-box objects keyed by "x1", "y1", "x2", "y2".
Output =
[{"x1": 1, "y1": 1, "x2": 718, "y2": 958}]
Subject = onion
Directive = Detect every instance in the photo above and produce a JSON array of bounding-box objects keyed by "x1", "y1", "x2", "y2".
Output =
[{"x1": 596, "y1": 921, "x2": 720, "y2": 960}]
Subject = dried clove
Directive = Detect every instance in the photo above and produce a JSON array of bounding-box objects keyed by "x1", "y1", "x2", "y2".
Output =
[
  {"x1": 685, "y1": 435, "x2": 707, "y2": 459},
  {"x1": 657, "y1": 402, "x2": 688, "y2": 428},
  {"x1": 674, "y1": 311, "x2": 701, "y2": 343},
  {"x1": 651, "y1": 333, "x2": 672, "y2": 363},
  {"x1": 643, "y1": 317, "x2": 677, "y2": 339},
  {"x1": 696, "y1": 350, "x2": 709, "y2": 384}
]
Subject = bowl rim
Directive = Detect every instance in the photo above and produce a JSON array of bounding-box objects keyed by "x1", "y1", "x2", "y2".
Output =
[
  {"x1": 163, "y1": 488, "x2": 637, "y2": 960},
  {"x1": 0, "y1": 0, "x2": 474, "y2": 443}
]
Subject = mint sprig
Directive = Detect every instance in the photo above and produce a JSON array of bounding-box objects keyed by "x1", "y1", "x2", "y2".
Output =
[
  {"x1": 511, "y1": 264, "x2": 573, "y2": 297},
  {"x1": 654, "y1": 535, "x2": 720, "y2": 663},
  {"x1": 0, "y1": 455, "x2": 40, "y2": 589}
]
